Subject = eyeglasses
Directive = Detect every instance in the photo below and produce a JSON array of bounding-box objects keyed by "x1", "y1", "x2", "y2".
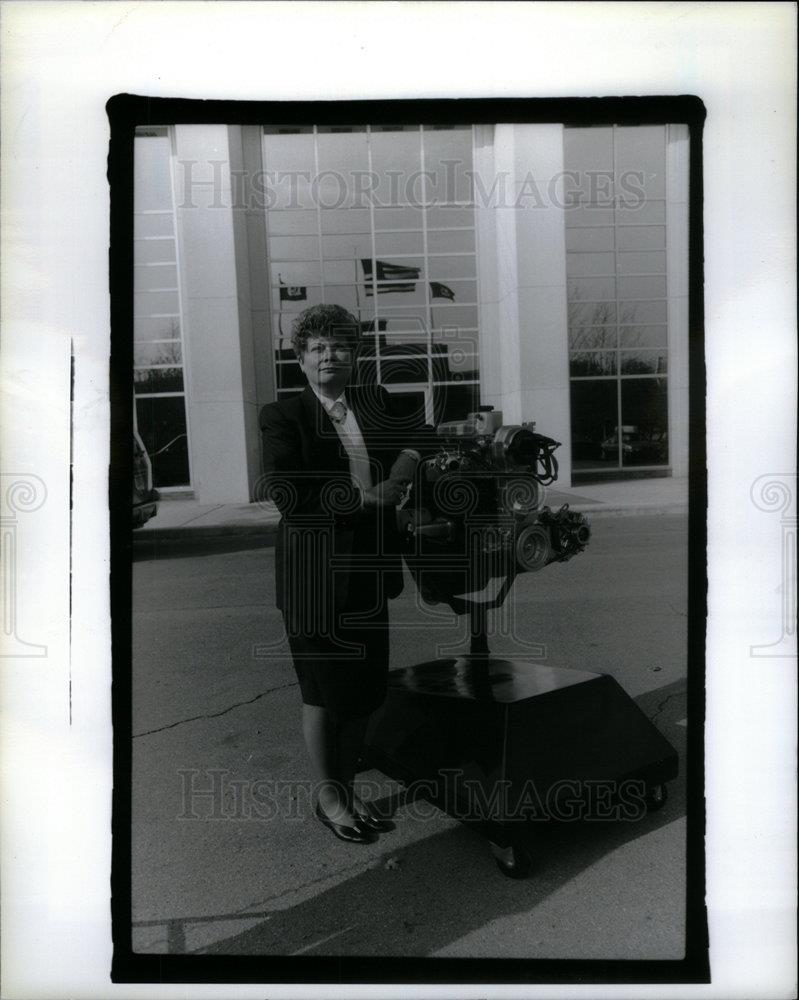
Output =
[{"x1": 306, "y1": 341, "x2": 354, "y2": 356}]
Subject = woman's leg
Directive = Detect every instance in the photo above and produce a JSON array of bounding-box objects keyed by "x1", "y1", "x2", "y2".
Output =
[
  {"x1": 337, "y1": 711, "x2": 371, "y2": 812},
  {"x1": 301, "y1": 702, "x2": 355, "y2": 825}
]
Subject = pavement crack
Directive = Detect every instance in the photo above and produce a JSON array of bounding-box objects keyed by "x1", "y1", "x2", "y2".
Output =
[{"x1": 133, "y1": 681, "x2": 298, "y2": 738}]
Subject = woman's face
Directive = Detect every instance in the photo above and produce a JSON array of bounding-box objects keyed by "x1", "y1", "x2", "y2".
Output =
[{"x1": 299, "y1": 336, "x2": 354, "y2": 396}]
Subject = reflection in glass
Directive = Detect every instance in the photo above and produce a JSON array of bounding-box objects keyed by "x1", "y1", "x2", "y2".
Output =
[
  {"x1": 569, "y1": 326, "x2": 618, "y2": 350},
  {"x1": 381, "y1": 357, "x2": 430, "y2": 384},
  {"x1": 315, "y1": 128, "x2": 369, "y2": 208},
  {"x1": 568, "y1": 299, "x2": 617, "y2": 329},
  {"x1": 621, "y1": 378, "x2": 668, "y2": 466},
  {"x1": 617, "y1": 274, "x2": 667, "y2": 300},
  {"x1": 134, "y1": 213, "x2": 174, "y2": 239},
  {"x1": 619, "y1": 325, "x2": 667, "y2": 348},
  {"x1": 617, "y1": 225, "x2": 666, "y2": 251},
  {"x1": 320, "y1": 208, "x2": 371, "y2": 234},
  {"x1": 270, "y1": 261, "x2": 320, "y2": 286},
  {"x1": 134, "y1": 135, "x2": 174, "y2": 212},
  {"x1": 427, "y1": 229, "x2": 476, "y2": 254},
  {"x1": 427, "y1": 206, "x2": 475, "y2": 228},
  {"x1": 429, "y1": 304, "x2": 478, "y2": 331},
  {"x1": 427, "y1": 255, "x2": 477, "y2": 280},
  {"x1": 434, "y1": 383, "x2": 480, "y2": 423},
  {"x1": 135, "y1": 396, "x2": 190, "y2": 488},
  {"x1": 617, "y1": 299, "x2": 668, "y2": 325},
  {"x1": 567, "y1": 276, "x2": 616, "y2": 302},
  {"x1": 373, "y1": 206, "x2": 424, "y2": 230},
  {"x1": 135, "y1": 265, "x2": 178, "y2": 293},
  {"x1": 134, "y1": 239, "x2": 176, "y2": 265},
  {"x1": 262, "y1": 131, "x2": 316, "y2": 210},
  {"x1": 375, "y1": 231, "x2": 423, "y2": 255},
  {"x1": 267, "y1": 209, "x2": 318, "y2": 236},
  {"x1": 566, "y1": 252, "x2": 616, "y2": 277},
  {"x1": 620, "y1": 351, "x2": 668, "y2": 375},
  {"x1": 268, "y1": 235, "x2": 320, "y2": 261},
  {"x1": 565, "y1": 205, "x2": 614, "y2": 228},
  {"x1": 276, "y1": 362, "x2": 305, "y2": 390},
  {"x1": 615, "y1": 126, "x2": 667, "y2": 201},
  {"x1": 423, "y1": 127, "x2": 473, "y2": 204},
  {"x1": 570, "y1": 381, "x2": 618, "y2": 468},
  {"x1": 564, "y1": 227, "x2": 614, "y2": 252},
  {"x1": 615, "y1": 200, "x2": 666, "y2": 226},
  {"x1": 570, "y1": 351, "x2": 617, "y2": 377},
  {"x1": 369, "y1": 128, "x2": 421, "y2": 205},
  {"x1": 618, "y1": 251, "x2": 666, "y2": 274},
  {"x1": 134, "y1": 290, "x2": 180, "y2": 316},
  {"x1": 135, "y1": 316, "x2": 181, "y2": 342},
  {"x1": 134, "y1": 342, "x2": 182, "y2": 367},
  {"x1": 134, "y1": 367, "x2": 185, "y2": 394}
]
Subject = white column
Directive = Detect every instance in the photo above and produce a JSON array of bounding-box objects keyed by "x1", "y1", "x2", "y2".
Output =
[
  {"x1": 173, "y1": 125, "x2": 251, "y2": 503},
  {"x1": 475, "y1": 124, "x2": 572, "y2": 485},
  {"x1": 667, "y1": 124, "x2": 690, "y2": 479}
]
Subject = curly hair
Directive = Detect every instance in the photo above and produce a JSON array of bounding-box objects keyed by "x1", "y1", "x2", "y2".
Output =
[{"x1": 290, "y1": 304, "x2": 361, "y2": 359}]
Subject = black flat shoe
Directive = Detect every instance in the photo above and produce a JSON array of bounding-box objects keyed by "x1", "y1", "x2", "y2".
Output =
[
  {"x1": 352, "y1": 801, "x2": 395, "y2": 833},
  {"x1": 314, "y1": 802, "x2": 377, "y2": 844}
]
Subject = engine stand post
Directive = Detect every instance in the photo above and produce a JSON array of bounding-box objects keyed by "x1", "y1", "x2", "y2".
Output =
[{"x1": 469, "y1": 603, "x2": 490, "y2": 658}]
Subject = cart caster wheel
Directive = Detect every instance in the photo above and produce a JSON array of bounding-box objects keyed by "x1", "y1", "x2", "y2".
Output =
[
  {"x1": 646, "y1": 783, "x2": 668, "y2": 812},
  {"x1": 491, "y1": 842, "x2": 534, "y2": 879}
]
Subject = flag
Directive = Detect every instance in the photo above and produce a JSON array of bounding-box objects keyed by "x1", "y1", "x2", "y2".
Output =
[
  {"x1": 359, "y1": 318, "x2": 388, "y2": 334},
  {"x1": 430, "y1": 281, "x2": 455, "y2": 301},
  {"x1": 361, "y1": 258, "x2": 420, "y2": 295},
  {"x1": 279, "y1": 281, "x2": 307, "y2": 302}
]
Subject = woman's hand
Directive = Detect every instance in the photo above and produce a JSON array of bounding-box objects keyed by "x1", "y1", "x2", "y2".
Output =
[
  {"x1": 362, "y1": 479, "x2": 407, "y2": 508},
  {"x1": 388, "y1": 451, "x2": 420, "y2": 485}
]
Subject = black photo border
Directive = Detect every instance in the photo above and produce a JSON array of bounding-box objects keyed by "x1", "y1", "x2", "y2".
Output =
[{"x1": 109, "y1": 94, "x2": 708, "y2": 986}]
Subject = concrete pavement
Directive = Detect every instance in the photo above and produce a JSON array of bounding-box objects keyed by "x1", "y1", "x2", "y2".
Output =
[
  {"x1": 137, "y1": 476, "x2": 689, "y2": 541},
  {"x1": 132, "y1": 514, "x2": 689, "y2": 958}
]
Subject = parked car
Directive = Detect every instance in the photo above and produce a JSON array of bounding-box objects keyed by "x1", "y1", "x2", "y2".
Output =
[
  {"x1": 133, "y1": 430, "x2": 159, "y2": 528},
  {"x1": 600, "y1": 426, "x2": 667, "y2": 465}
]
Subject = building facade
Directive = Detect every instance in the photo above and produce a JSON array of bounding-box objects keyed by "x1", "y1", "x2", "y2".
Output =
[{"x1": 133, "y1": 122, "x2": 689, "y2": 502}]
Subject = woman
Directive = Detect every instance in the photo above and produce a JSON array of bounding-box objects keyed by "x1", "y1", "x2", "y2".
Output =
[{"x1": 259, "y1": 304, "x2": 430, "y2": 844}]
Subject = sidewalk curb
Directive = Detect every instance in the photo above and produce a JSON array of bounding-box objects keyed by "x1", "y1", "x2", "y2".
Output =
[{"x1": 133, "y1": 502, "x2": 687, "y2": 543}]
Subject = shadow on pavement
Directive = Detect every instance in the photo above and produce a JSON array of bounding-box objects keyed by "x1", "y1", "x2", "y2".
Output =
[{"x1": 133, "y1": 679, "x2": 688, "y2": 958}]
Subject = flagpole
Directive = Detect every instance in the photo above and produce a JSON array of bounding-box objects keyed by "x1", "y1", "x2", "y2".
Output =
[
  {"x1": 277, "y1": 273, "x2": 284, "y2": 341},
  {"x1": 353, "y1": 247, "x2": 362, "y2": 327}
]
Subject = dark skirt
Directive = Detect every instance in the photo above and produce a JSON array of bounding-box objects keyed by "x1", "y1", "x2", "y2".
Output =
[{"x1": 284, "y1": 570, "x2": 390, "y2": 721}]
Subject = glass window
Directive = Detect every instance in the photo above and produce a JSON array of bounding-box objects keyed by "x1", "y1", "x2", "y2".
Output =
[
  {"x1": 135, "y1": 396, "x2": 190, "y2": 489},
  {"x1": 620, "y1": 378, "x2": 669, "y2": 466},
  {"x1": 619, "y1": 324, "x2": 668, "y2": 349},
  {"x1": 569, "y1": 381, "x2": 619, "y2": 469},
  {"x1": 564, "y1": 124, "x2": 670, "y2": 476},
  {"x1": 134, "y1": 213, "x2": 174, "y2": 238},
  {"x1": 134, "y1": 239, "x2": 176, "y2": 265},
  {"x1": 134, "y1": 129, "x2": 191, "y2": 488},
  {"x1": 262, "y1": 125, "x2": 481, "y2": 421},
  {"x1": 570, "y1": 352, "x2": 617, "y2": 377},
  {"x1": 134, "y1": 367, "x2": 185, "y2": 394},
  {"x1": 434, "y1": 384, "x2": 480, "y2": 423},
  {"x1": 616, "y1": 225, "x2": 666, "y2": 251},
  {"x1": 134, "y1": 342, "x2": 182, "y2": 367},
  {"x1": 134, "y1": 265, "x2": 178, "y2": 293},
  {"x1": 423, "y1": 127, "x2": 474, "y2": 205},
  {"x1": 566, "y1": 252, "x2": 616, "y2": 277},
  {"x1": 565, "y1": 227, "x2": 615, "y2": 252}
]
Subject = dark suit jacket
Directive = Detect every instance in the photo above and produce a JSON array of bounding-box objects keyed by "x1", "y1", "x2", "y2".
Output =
[{"x1": 259, "y1": 382, "x2": 436, "y2": 625}]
